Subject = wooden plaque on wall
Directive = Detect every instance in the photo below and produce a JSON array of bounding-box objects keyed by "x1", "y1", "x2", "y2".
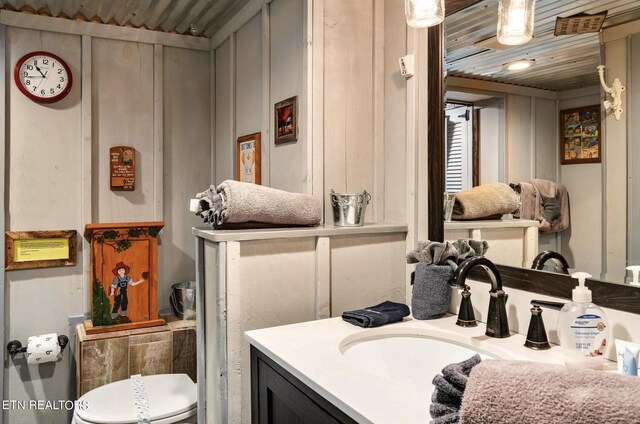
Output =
[
  {"x1": 110, "y1": 146, "x2": 136, "y2": 191},
  {"x1": 84, "y1": 221, "x2": 165, "y2": 334}
]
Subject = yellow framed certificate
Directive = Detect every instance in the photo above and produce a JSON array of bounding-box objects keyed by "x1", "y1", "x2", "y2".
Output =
[{"x1": 5, "y1": 230, "x2": 77, "y2": 270}]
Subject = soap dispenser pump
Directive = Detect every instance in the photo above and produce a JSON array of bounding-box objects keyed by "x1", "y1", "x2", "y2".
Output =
[
  {"x1": 626, "y1": 266, "x2": 640, "y2": 287},
  {"x1": 557, "y1": 272, "x2": 609, "y2": 369}
]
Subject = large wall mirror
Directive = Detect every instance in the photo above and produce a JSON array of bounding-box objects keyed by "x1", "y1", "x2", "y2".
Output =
[{"x1": 428, "y1": 0, "x2": 640, "y2": 313}]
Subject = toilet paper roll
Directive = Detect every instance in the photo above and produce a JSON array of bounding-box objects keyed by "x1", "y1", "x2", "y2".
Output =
[
  {"x1": 189, "y1": 198, "x2": 200, "y2": 213},
  {"x1": 26, "y1": 333, "x2": 61, "y2": 365}
]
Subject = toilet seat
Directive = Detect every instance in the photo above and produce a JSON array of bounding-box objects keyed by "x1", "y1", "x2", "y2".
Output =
[{"x1": 72, "y1": 374, "x2": 197, "y2": 424}]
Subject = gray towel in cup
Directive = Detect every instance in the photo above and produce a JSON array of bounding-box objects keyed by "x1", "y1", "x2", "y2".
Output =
[
  {"x1": 452, "y1": 239, "x2": 489, "y2": 260},
  {"x1": 407, "y1": 241, "x2": 459, "y2": 265},
  {"x1": 411, "y1": 263, "x2": 453, "y2": 320}
]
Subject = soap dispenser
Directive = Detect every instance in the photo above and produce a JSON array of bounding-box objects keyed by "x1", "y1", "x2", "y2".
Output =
[
  {"x1": 626, "y1": 266, "x2": 640, "y2": 287},
  {"x1": 557, "y1": 272, "x2": 609, "y2": 369}
]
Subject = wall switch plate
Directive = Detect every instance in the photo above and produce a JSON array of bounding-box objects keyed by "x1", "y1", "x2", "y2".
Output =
[{"x1": 399, "y1": 55, "x2": 415, "y2": 78}]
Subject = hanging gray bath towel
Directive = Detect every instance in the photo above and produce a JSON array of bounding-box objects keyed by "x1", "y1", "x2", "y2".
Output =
[{"x1": 411, "y1": 263, "x2": 453, "y2": 320}]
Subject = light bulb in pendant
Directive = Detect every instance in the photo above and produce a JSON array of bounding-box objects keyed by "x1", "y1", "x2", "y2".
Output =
[
  {"x1": 497, "y1": 0, "x2": 536, "y2": 45},
  {"x1": 405, "y1": 0, "x2": 445, "y2": 28}
]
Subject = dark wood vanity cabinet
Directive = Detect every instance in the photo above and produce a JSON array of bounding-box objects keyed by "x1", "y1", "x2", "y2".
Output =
[{"x1": 251, "y1": 346, "x2": 359, "y2": 424}]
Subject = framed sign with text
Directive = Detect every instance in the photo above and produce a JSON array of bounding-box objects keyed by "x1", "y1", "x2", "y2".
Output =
[
  {"x1": 5, "y1": 230, "x2": 77, "y2": 270},
  {"x1": 110, "y1": 146, "x2": 136, "y2": 191}
]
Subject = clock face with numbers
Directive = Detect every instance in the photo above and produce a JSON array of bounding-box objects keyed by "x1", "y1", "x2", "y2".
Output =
[{"x1": 14, "y1": 51, "x2": 73, "y2": 104}]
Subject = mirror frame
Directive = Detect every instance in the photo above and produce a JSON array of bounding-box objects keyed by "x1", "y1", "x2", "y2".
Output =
[{"x1": 428, "y1": 0, "x2": 640, "y2": 314}]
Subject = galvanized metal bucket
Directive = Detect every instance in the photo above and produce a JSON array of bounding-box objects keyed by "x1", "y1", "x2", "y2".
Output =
[
  {"x1": 330, "y1": 189, "x2": 371, "y2": 227},
  {"x1": 170, "y1": 281, "x2": 196, "y2": 320}
]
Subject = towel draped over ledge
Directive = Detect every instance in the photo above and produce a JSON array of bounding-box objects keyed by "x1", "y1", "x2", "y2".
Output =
[
  {"x1": 511, "y1": 179, "x2": 571, "y2": 233},
  {"x1": 195, "y1": 180, "x2": 322, "y2": 228}
]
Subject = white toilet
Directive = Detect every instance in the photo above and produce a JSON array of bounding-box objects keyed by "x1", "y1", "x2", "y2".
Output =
[{"x1": 72, "y1": 374, "x2": 197, "y2": 424}]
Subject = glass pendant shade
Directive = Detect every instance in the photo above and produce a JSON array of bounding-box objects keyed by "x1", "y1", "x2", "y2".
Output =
[
  {"x1": 405, "y1": 0, "x2": 445, "y2": 28},
  {"x1": 497, "y1": 0, "x2": 536, "y2": 45}
]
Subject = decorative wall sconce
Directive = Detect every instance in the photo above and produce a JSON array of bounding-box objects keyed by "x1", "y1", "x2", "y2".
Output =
[
  {"x1": 597, "y1": 65, "x2": 625, "y2": 121},
  {"x1": 405, "y1": 0, "x2": 445, "y2": 28},
  {"x1": 497, "y1": 0, "x2": 536, "y2": 45}
]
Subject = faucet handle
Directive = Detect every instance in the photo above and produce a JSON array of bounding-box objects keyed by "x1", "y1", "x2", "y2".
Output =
[
  {"x1": 456, "y1": 285, "x2": 477, "y2": 327},
  {"x1": 530, "y1": 299, "x2": 564, "y2": 310},
  {"x1": 524, "y1": 305, "x2": 551, "y2": 350}
]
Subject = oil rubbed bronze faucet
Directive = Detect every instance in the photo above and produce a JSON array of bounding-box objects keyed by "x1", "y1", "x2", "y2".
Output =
[
  {"x1": 531, "y1": 250, "x2": 570, "y2": 274},
  {"x1": 451, "y1": 257, "x2": 510, "y2": 338}
]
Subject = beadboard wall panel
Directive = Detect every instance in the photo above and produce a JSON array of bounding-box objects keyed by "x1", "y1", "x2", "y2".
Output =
[
  {"x1": 91, "y1": 38, "x2": 155, "y2": 222},
  {"x1": 534, "y1": 97, "x2": 558, "y2": 181},
  {"x1": 161, "y1": 46, "x2": 212, "y2": 308},
  {"x1": 323, "y1": 0, "x2": 375, "y2": 220},
  {"x1": 383, "y1": 0, "x2": 408, "y2": 223},
  {"x1": 269, "y1": 0, "x2": 305, "y2": 193},
  {"x1": 235, "y1": 13, "x2": 262, "y2": 143},
  {"x1": 214, "y1": 38, "x2": 233, "y2": 183},
  {"x1": 505, "y1": 94, "x2": 533, "y2": 183}
]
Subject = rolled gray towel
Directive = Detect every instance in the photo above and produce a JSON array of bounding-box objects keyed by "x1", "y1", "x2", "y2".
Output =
[
  {"x1": 430, "y1": 354, "x2": 482, "y2": 424},
  {"x1": 460, "y1": 360, "x2": 640, "y2": 424},
  {"x1": 195, "y1": 180, "x2": 322, "y2": 228},
  {"x1": 407, "y1": 241, "x2": 459, "y2": 265},
  {"x1": 341, "y1": 301, "x2": 410, "y2": 328},
  {"x1": 411, "y1": 264, "x2": 452, "y2": 320}
]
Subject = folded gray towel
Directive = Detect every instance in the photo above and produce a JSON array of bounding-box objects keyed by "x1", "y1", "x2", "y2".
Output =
[
  {"x1": 411, "y1": 264, "x2": 452, "y2": 320},
  {"x1": 195, "y1": 180, "x2": 322, "y2": 228},
  {"x1": 407, "y1": 241, "x2": 459, "y2": 265},
  {"x1": 341, "y1": 301, "x2": 410, "y2": 328},
  {"x1": 430, "y1": 354, "x2": 482, "y2": 424},
  {"x1": 452, "y1": 239, "x2": 489, "y2": 260},
  {"x1": 460, "y1": 360, "x2": 640, "y2": 424}
]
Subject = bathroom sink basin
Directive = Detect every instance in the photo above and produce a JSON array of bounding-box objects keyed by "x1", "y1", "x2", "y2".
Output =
[{"x1": 340, "y1": 334, "x2": 496, "y2": 388}]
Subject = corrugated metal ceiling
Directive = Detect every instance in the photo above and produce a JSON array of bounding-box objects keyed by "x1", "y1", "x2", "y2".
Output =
[
  {"x1": 3, "y1": 0, "x2": 638, "y2": 91},
  {"x1": 0, "y1": 0, "x2": 252, "y2": 37},
  {"x1": 446, "y1": 0, "x2": 640, "y2": 91}
]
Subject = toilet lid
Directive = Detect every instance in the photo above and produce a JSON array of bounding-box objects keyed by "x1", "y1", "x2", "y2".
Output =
[{"x1": 75, "y1": 374, "x2": 197, "y2": 424}]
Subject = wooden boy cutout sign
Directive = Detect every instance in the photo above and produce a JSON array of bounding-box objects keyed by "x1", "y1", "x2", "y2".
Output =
[{"x1": 84, "y1": 221, "x2": 165, "y2": 334}]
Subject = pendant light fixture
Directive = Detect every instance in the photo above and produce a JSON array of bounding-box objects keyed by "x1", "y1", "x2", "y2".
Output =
[
  {"x1": 497, "y1": 0, "x2": 536, "y2": 45},
  {"x1": 405, "y1": 0, "x2": 445, "y2": 28}
]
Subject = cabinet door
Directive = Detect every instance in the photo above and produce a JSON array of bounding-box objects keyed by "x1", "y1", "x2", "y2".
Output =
[{"x1": 251, "y1": 347, "x2": 358, "y2": 424}]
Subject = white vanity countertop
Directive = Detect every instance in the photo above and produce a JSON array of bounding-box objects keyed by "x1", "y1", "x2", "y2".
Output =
[
  {"x1": 193, "y1": 223, "x2": 408, "y2": 242},
  {"x1": 245, "y1": 315, "x2": 615, "y2": 424}
]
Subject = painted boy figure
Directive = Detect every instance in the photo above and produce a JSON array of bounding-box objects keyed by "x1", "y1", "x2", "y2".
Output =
[{"x1": 109, "y1": 261, "x2": 146, "y2": 319}]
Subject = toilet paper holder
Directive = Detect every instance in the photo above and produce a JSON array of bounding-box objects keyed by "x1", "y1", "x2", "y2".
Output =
[{"x1": 6, "y1": 335, "x2": 69, "y2": 358}]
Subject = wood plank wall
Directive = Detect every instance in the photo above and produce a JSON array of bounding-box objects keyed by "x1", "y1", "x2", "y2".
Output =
[
  {"x1": 213, "y1": 0, "x2": 307, "y2": 194},
  {"x1": 3, "y1": 22, "x2": 211, "y2": 424}
]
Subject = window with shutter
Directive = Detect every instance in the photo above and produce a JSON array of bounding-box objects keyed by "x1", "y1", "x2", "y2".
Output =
[{"x1": 445, "y1": 104, "x2": 473, "y2": 192}]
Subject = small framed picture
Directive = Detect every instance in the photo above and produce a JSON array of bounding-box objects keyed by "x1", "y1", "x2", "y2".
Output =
[
  {"x1": 236, "y1": 132, "x2": 261, "y2": 185},
  {"x1": 560, "y1": 105, "x2": 601, "y2": 165},
  {"x1": 274, "y1": 96, "x2": 297, "y2": 144}
]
